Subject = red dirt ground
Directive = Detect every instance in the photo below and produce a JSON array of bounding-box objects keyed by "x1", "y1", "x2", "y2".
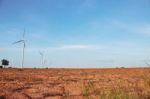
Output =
[{"x1": 0, "y1": 68, "x2": 150, "y2": 99}]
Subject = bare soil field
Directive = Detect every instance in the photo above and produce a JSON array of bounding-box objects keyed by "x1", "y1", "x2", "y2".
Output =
[{"x1": 0, "y1": 68, "x2": 150, "y2": 99}]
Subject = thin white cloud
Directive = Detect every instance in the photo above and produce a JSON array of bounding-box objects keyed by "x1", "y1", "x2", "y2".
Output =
[
  {"x1": 0, "y1": 48, "x2": 21, "y2": 51},
  {"x1": 81, "y1": 0, "x2": 95, "y2": 8},
  {"x1": 0, "y1": 45, "x2": 97, "y2": 52},
  {"x1": 112, "y1": 20, "x2": 150, "y2": 35},
  {"x1": 60, "y1": 45, "x2": 93, "y2": 49},
  {"x1": 77, "y1": 0, "x2": 96, "y2": 13},
  {"x1": 0, "y1": 26, "x2": 24, "y2": 36},
  {"x1": 136, "y1": 25, "x2": 150, "y2": 35}
]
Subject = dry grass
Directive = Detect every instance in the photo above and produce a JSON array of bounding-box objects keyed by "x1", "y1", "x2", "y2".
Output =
[{"x1": 0, "y1": 68, "x2": 150, "y2": 99}]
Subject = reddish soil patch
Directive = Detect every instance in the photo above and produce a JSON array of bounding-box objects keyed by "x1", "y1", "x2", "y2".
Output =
[{"x1": 0, "y1": 68, "x2": 150, "y2": 99}]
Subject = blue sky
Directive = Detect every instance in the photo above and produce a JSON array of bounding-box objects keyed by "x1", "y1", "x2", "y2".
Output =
[{"x1": 0, "y1": 0, "x2": 150, "y2": 68}]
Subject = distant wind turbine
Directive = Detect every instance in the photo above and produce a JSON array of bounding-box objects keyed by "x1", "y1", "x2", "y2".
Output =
[
  {"x1": 13, "y1": 29, "x2": 26, "y2": 68},
  {"x1": 39, "y1": 51, "x2": 44, "y2": 67}
]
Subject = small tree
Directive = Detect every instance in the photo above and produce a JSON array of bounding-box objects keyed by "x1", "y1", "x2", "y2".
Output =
[{"x1": 1, "y1": 59, "x2": 9, "y2": 68}]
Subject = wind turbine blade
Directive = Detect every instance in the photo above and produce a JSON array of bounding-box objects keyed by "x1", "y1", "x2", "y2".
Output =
[{"x1": 12, "y1": 40, "x2": 24, "y2": 44}]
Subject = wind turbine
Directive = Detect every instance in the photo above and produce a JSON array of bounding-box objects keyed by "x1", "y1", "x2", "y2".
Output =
[
  {"x1": 39, "y1": 51, "x2": 44, "y2": 67},
  {"x1": 13, "y1": 29, "x2": 26, "y2": 68}
]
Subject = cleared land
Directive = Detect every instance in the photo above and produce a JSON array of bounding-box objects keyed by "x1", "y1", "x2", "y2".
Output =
[{"x1": 0, "y1": 68, "x2": 150, "y2": 99}]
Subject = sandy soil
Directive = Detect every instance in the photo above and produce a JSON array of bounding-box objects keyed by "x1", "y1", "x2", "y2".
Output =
[{"x1": 0, "y1": 68, "x2": 150, "y2": 99}]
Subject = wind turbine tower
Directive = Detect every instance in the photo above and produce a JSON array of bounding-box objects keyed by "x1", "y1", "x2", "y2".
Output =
[
  {"x1": 13, "y1": 29, "x2": 26, "y2": 68},
  {"x1": 39, "y1": 51, "x2": 44, "y2": 67}
]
